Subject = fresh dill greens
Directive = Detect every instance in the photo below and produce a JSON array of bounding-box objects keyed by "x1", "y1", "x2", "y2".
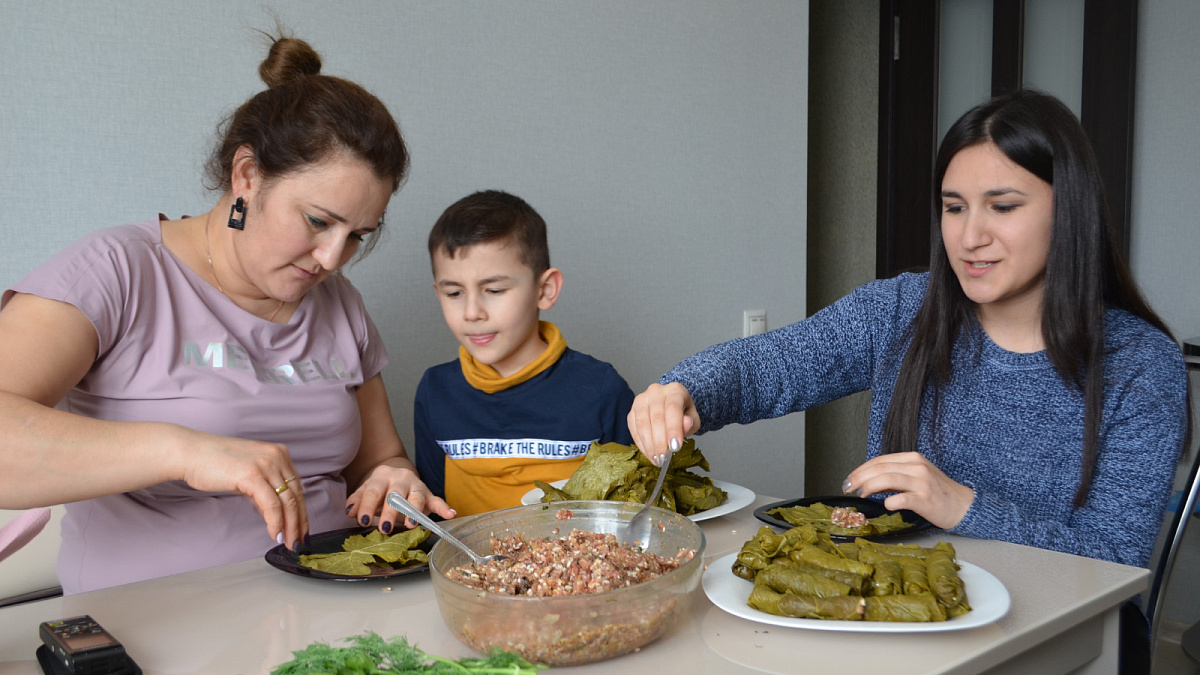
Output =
[{"x1": 270, "y1": 632, "x2": 547, "y2": 674}]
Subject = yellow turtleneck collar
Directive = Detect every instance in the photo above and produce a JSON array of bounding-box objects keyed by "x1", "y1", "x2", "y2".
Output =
[{"x1": 458, "y1": 321, "x2": 567, "y2": 393}]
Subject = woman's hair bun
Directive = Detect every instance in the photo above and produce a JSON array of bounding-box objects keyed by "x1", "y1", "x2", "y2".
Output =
[{"x1": 258, "y1": 37, "x2": 322, "y2": 88}]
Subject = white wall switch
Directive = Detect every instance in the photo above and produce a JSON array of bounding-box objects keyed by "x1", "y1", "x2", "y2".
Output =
[{"x1": 743, "y1": 309, "x2": 767, "y2": 337}]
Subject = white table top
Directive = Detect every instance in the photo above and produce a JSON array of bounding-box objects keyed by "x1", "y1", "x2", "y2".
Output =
[{"x1": 0, "y1": 495, "x2": 1147, "y2": 674}]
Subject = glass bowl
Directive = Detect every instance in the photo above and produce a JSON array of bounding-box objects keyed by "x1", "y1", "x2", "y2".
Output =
[{"x1": 428, "y1": 500, "x2": 706, "y2": 666}]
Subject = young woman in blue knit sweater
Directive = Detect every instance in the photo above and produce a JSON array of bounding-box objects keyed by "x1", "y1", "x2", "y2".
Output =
[{"x1": 628, "y1": 90, "x2": 1189, "y2": 568}]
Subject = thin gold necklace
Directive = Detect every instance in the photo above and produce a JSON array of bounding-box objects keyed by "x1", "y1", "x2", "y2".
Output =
[{"x1": 204, "y1": 210, "x2": 286, "y2": 322}]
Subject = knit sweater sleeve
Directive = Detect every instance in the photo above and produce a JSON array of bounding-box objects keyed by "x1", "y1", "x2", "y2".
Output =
[
  {"x1": 661, "y1": 275, "x2": 916, "y2": 432},
  {"x1": 950, "y1": 318, "x2": 1189, "y2": 568}
]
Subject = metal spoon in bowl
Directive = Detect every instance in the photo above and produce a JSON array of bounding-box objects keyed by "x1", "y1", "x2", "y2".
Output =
[
  {"x1": 621, "y1": 437, "x2": 678, "y2": 549},
  {"x1": 385, "y1": 492, "x2": 507, "y2": 566}
]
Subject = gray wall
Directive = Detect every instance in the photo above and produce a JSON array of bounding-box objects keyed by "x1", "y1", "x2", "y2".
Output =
[
  {"x1": 0, "y1": 2, "x2": 809, "y2": 499},
  {"x1": 1131, "y1": 3, "x2": 1200, "y2": 343}
]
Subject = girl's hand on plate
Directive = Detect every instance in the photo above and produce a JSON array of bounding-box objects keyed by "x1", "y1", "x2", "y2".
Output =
[{"x1": 842, "y1": 452, "x2": 974, "y2": 529}]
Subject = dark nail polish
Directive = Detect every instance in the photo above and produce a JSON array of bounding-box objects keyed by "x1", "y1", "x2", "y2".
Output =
[
  {"x1": 360, "y1": 515, "x2": 370, "y2": 526},
  {"x1": 345, "y1": 504, "x2": 354, "y2": 514},
  {"x1": 293, "y1": 540, "x2": 301, "y2": 551},
  {"x1": 381, "y1": 521, "x2": 392, "y2": 534}
]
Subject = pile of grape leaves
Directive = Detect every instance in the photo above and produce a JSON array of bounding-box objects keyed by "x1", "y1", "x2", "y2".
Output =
[
  {"x1": 535, "y1": 439, "x2": 726, "y2": 515},
  {"x1": 298, "y1": 528, "x2": 430, "y2": 576}
]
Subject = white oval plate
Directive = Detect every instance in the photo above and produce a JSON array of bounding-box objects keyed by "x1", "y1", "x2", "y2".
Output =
[
  {"x1": 703, "y1": 552, "x2": 1010, "y2": 632},
  {"x1": 520, "y1": 479, "x2": 755, "y2": 522}
]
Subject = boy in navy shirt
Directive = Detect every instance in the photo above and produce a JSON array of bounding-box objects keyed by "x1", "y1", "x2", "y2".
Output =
[{"x1": 414, "y1": 190, "x2": 634, "y2": 516}]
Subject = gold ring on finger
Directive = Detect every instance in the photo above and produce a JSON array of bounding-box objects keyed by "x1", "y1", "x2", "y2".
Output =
[
  {"x1": 284, "y1": 475, "x2": 299, "y2": 484},
  {"x1": 275, "y1": 483, "x2": 289, "y2": 495}
]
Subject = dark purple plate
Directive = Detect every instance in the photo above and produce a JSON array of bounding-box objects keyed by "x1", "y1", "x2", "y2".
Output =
[
  {"x1": 753, "y1": 496, "x2": 931, "y2": 542},
  {"x1": 264, "y1": 526, "x2": 436, "y2": 581}
]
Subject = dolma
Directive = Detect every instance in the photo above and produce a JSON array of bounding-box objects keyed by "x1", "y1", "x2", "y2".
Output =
[
  {"x1": 748, "y1": 584, "x2": 866, "y2": 621},
  {"x1": 898, "y1": 557, "x2": 931, "y2": 596},
  {"x1": 790, "y1": 543, "x2": 874, "y2": 578},
  {"x1": 927, "y1": 543, "x2": 971, "y2": 616},
  {"x1": 756, "y1": 564, "x2": 853, "y2": 599},
  {"x1": 757, "y1": 525, "x2": 818, "y2": 558},
  {"x1": 836, "y1": 541, "x2": 860, "y2": 560},
  {"x1": 777, "y1": 558, "x2": 869, "y2": 596},
  {"x1": 857, "y1": 538, "x2": 934, "y2": 559},
  {"x1": 732, "y1": 561, "x2": 758, "y2": 582},
  {"x1": 864, "y1": 594, "x2": 947, "y2": 622},
  {"x1": 735, "y1": 529, "x2": 776, "y2": 573},
  {"x1": 926, "y1": 547, "x2": 966, "y2": 609},
  {"x1": 946, "y1": 599, "x2": 972, "y2": 618},
  {"x1": 870, "y1": 558, "x2": 904, "y2": 597},
  {"x1": 854, "y1": 546, "x2": 897, "y2": 568},
  {"x1": 813, "y1": 531, "x2": 845, "y2": 557}
]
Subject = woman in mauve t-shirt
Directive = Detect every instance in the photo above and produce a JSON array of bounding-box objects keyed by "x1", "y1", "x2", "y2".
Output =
[{"x1": 0, "y1": 34, "x2": 453, "y2": 594}]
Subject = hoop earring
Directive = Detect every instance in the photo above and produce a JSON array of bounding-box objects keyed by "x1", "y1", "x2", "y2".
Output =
[{"x1": 227, "y1": 197, "x2": 246, "y2": 230}]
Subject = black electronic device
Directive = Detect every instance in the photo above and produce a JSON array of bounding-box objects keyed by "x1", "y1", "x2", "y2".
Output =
[{"x1": 37, "y1": 615, "x2": 140, "y2": 675}]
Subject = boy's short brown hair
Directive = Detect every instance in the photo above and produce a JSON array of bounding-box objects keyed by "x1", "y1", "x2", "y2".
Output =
[{"x1": 428, "y1": 190, "x2": 550, "y2": 277}]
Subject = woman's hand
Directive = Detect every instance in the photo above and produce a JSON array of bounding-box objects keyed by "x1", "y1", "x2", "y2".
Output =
[
  {"x1": 346, "y1": 460, "x2": 455, "y2": 534},
  {"x1": 343, "y1": 375, "x2": 455, "y2": 534},
  {"x1": 841, "y1": 452, "x2": 975, "y2": 529},
  {"x1": 175, "y1": 428, "x2": 309, "y2": 551},
  {"x1": 627, "y1": 382, "x2": 702, "y2": 466}
]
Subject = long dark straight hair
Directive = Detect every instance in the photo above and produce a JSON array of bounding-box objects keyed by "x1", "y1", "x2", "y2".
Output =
[{"x1": 880, "y1": 90, "x2": 1177, "y2": 507}]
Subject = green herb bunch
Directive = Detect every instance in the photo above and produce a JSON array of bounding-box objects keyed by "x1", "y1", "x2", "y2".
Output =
[{"x1": 271, "y1": 632, "x2": 547, "y2": 674}]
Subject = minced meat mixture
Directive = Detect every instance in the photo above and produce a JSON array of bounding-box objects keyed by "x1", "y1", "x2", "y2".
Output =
[
  {"x1": 830, "y1": 506, "x2": 868, "y2": 529},
  {"x1": 445, "y1": 529, "x2": 696, "y2": 597}
]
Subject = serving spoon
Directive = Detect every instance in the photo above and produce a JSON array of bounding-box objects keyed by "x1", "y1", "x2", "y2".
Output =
[
  {"x1": 385, "y1": 492, "x2": 507, "y2": 566},
  {"x1": 621, "y1": 438, "x2": 678, "y2": 549}
]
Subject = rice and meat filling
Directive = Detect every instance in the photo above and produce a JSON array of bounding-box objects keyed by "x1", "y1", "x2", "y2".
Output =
[{"x1": 445, "y1": 529, "x2": 696, "y2": 597}]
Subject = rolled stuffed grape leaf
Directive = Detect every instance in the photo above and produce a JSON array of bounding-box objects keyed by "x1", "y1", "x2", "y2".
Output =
[
  {"x1": 748, "y1": 584, "x2": 866, "y2": 620},
  {"x1": 926, "y1": 546, "x2": 969, "y2": 614},
  {"x1": 790, "y1": 543, "x2": 874, "y2": 578},
  {"x1": 864, "y1": 594, "x2": 947, "y2": 622},
  {"x1": 777, "y1": 558, "x2": 870, "y2": 595},
  {"x1": 756, "y1": 564, "x2": 853, "y2": 598},
  {"x1": 898, "y1": 557, "x2": 931, "y2": 596},
  {"x1": 870, "y1": 558, "x2": 904, "y2": 597}
]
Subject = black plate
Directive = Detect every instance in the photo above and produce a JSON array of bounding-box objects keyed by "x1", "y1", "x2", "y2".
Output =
[
  {"x1": 264, "y1": 526, "x2": 437, "y2": 581},
  {"x1": 753, "y1": 496, "x2": 931, "y2": 542}
]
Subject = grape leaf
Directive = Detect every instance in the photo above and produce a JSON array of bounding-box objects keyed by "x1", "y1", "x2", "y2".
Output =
[
  {"x1": 298, "y1": 528, "x2": 430, "y2": 576},
  {"x1": 559, "y1": 441, "x2": 640, "y2": 498},
  {"x1": 300, "y1": 549, "x2": 379, "y2": 576},
  {"x1": 545, "y1": 439, "x2": 726, "y2": 515}
]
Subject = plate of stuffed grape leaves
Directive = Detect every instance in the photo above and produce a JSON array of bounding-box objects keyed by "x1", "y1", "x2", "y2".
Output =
[
  {"x1": 703, "y1": 528, "x2": 1010, "y2": 632},
  {"x1": 520, "y1": 440, "x2": 755, "y2": 521},
  {"x1": 265, "y1": 526, "x2": 436, "y2": 581},
  {"x1": 754, "y1": 496, "x2": 931, "y2": 541}
]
